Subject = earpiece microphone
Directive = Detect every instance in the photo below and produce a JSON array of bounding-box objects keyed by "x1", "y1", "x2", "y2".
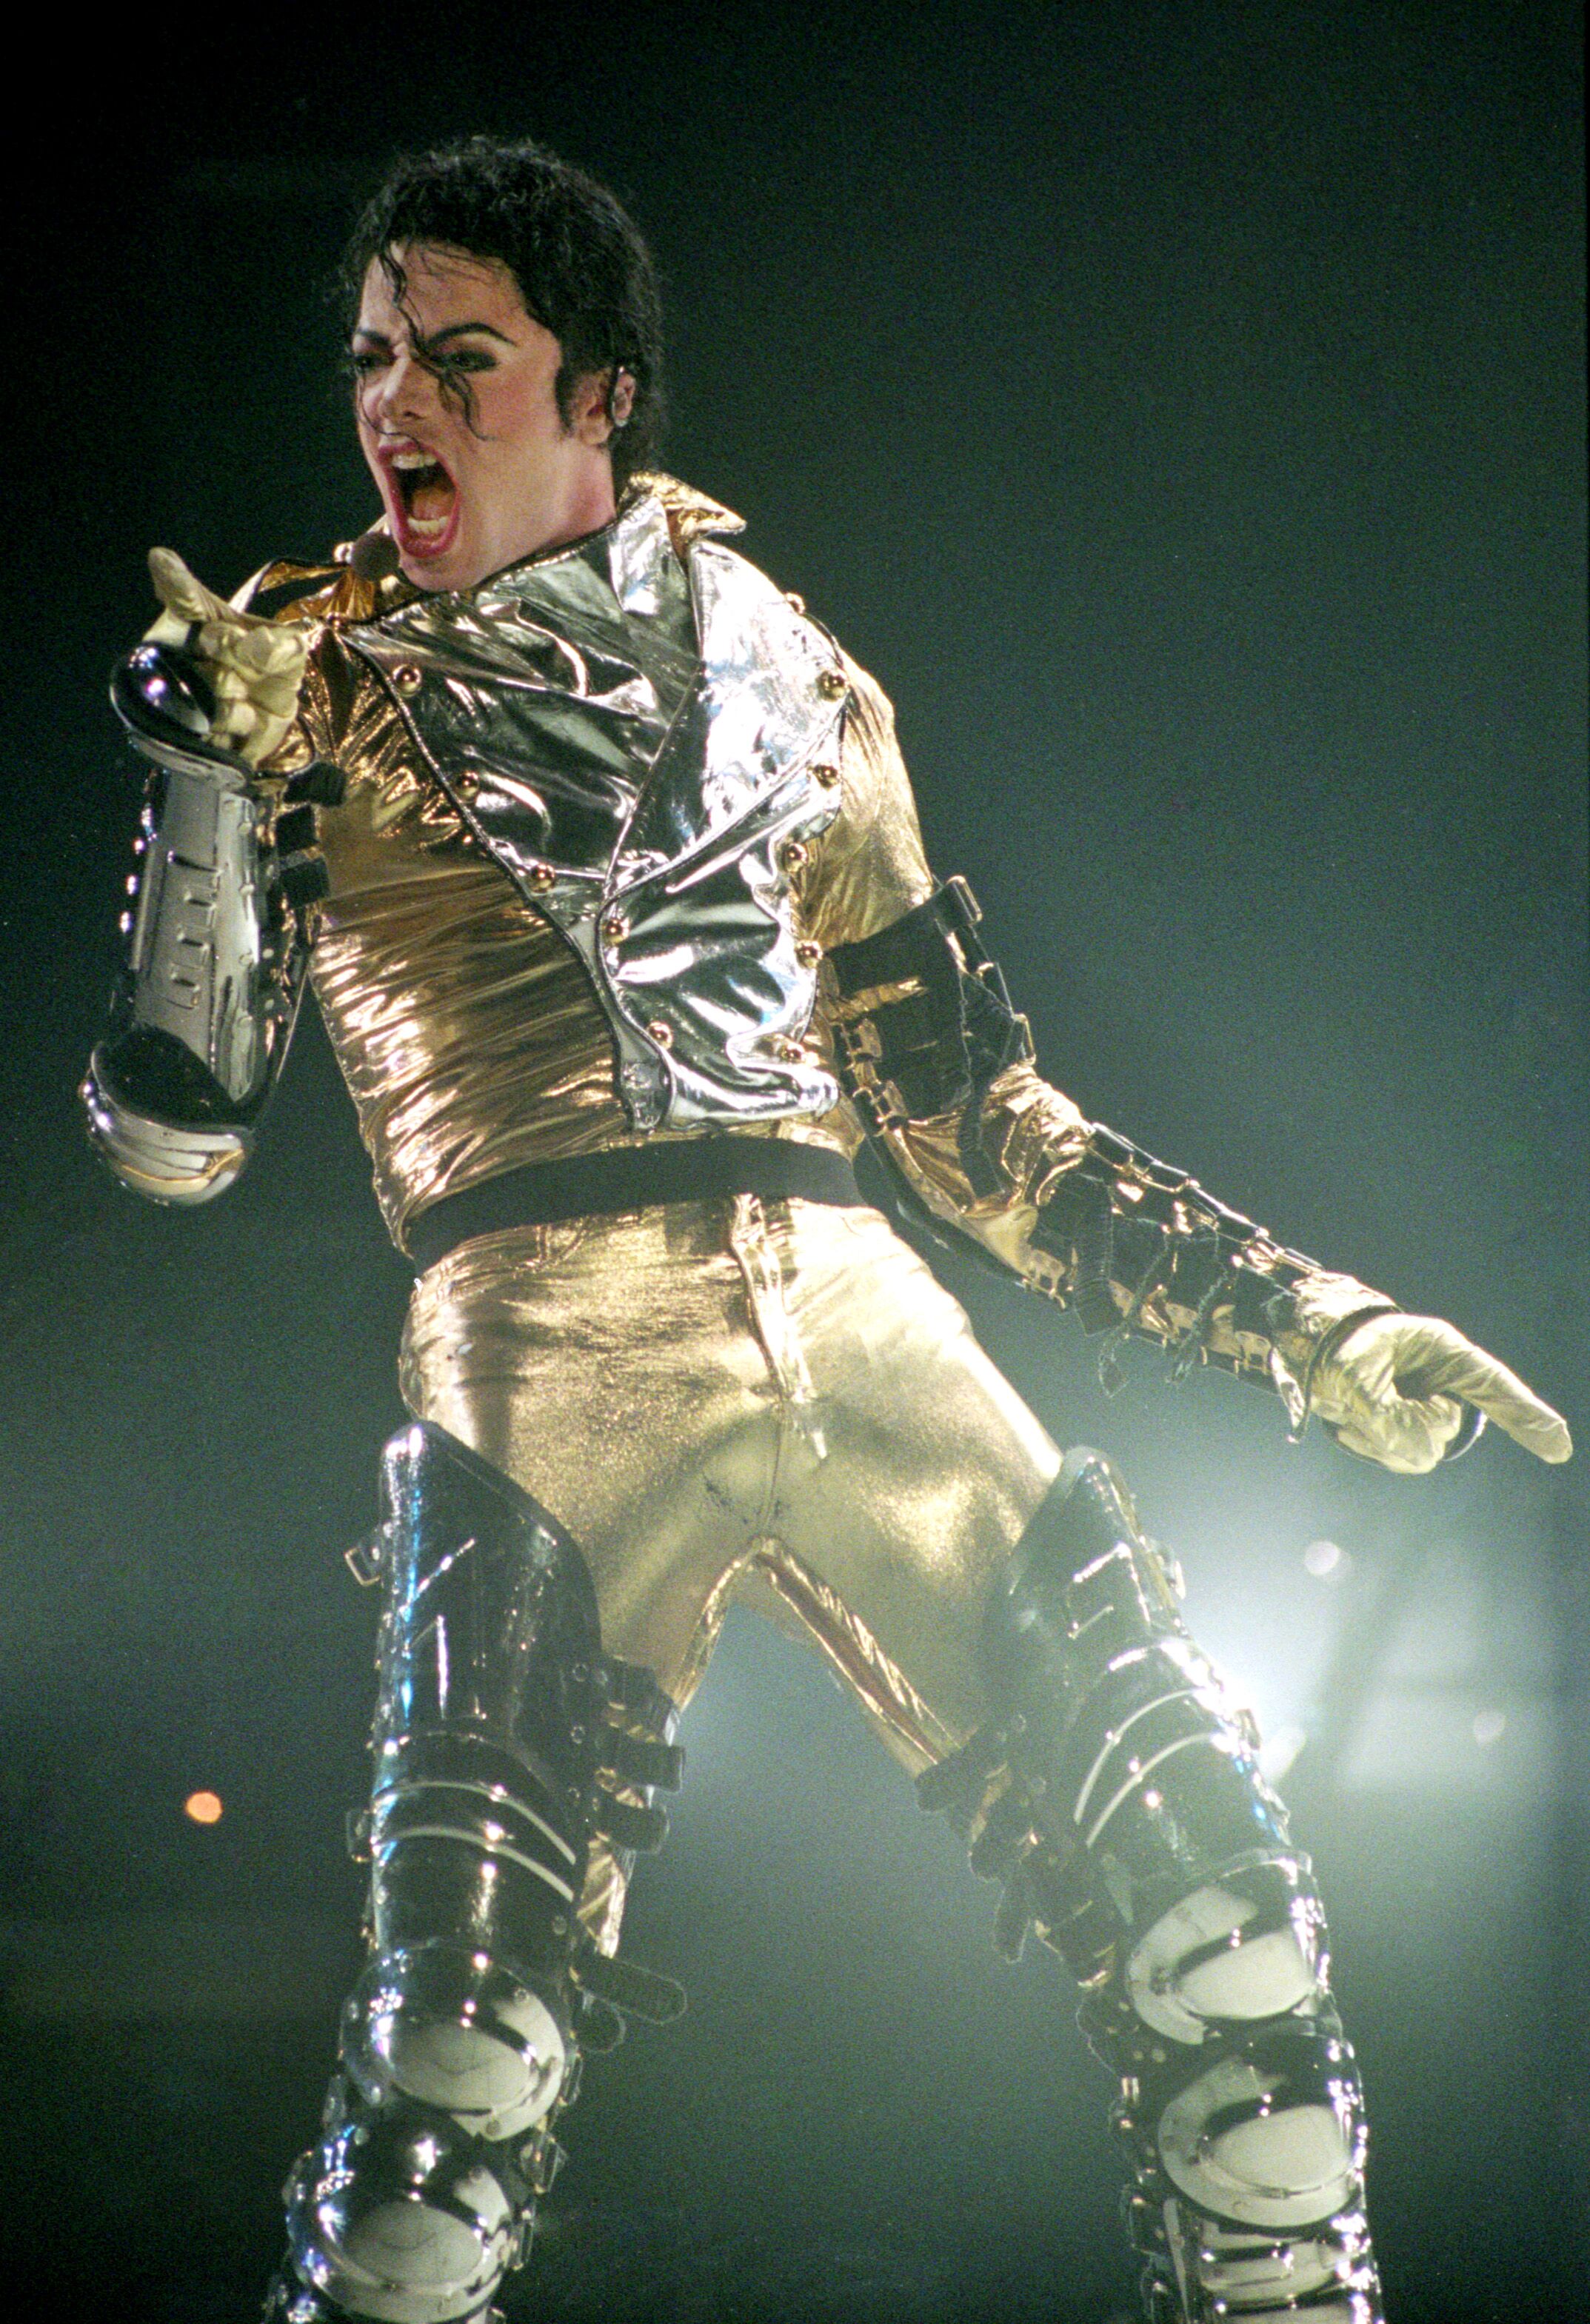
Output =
[{"x1": 350, "y1": 530, "x2": 403, "y2": 583}]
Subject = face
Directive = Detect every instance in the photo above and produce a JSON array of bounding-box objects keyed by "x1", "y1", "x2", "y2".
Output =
[{"x1": 352, "y1": 243, "x2": 630, "y2": 591}]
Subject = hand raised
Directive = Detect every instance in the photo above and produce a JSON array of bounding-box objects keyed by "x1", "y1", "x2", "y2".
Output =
[
  {"x1": 1310, "y1": 1310, "x2": 1572, "y2": 1475},
  {"x1": 144, "y1": 548, "x2": 308, "y2": 767}
]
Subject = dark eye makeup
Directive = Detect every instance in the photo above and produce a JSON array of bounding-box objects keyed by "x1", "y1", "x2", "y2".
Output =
[{"x1": 349, "y1": 338, "x2": 500, "y2": 378}]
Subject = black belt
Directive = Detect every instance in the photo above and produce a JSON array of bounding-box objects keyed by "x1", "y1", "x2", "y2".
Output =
[{"x1": 406, "y1": 1138, "x2": 864, "y2": 1273}]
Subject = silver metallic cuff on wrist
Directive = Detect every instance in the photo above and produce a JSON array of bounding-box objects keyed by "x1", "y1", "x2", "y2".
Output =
[{"x1": 80, "y1": 1055, "x2": 252, "y2": 1205}]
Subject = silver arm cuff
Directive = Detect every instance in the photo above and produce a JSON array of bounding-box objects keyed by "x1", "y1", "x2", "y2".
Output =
[
  {"x1": 79, "y1": 1061, "x2": 253, "y2": 1205},
  {"x1": 124, "y1": 760, "x2": 277, "y2": 1092},
  {"x1": 84, "y1": 644, "x2": 313, "y2": 1205}
]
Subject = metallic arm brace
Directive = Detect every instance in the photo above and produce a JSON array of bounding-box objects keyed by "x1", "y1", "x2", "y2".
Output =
[
  {"x1": 1021, "y1": 1122, "x2": 1335, "y2": 1396},
  {"x1": 81, "y1": 642, "x2": 335, "y2": 1204},
  {"x1": 826, "y1": 881, "x2": 1404, "y2": 1409}
]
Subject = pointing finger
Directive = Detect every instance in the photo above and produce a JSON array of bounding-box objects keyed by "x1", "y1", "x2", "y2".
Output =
[{"x1": 1396, "y1": 1326, "x2": 1572, "y2": 1465}]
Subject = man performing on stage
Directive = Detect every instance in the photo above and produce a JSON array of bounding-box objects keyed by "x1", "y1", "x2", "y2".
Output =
[{"x1": 82, "y1": 138, "x2": 1569, "y2": 2324}]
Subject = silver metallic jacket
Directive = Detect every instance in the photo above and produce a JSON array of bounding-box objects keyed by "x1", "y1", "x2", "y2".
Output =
[
  {"x1": 87, "y1": 492, "x2": 849, "y2": 1185},
  {"x1": 346, "y1": 494, "x2": 848, "y2": 1135}
]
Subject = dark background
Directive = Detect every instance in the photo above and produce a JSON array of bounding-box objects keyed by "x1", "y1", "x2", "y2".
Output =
[{"x1": 3, "y1": 4, "x2": 1585, "y2": 2320}]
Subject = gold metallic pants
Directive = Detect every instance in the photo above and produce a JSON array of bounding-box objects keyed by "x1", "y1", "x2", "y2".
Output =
[{"x1": 398, "y1": 1195, "x2": 1060, "y2": 1937}]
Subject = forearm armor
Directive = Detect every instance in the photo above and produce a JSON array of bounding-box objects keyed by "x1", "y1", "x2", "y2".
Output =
[
  {"x1": 81, "y1": 644, "x2": 330, "y2": 1204},
  {"x1": 827, "y1": 881, "x2": 1393, "y2": 1403},
  {"x1": 1021, "y1": 1123, "x2": 1337, "y2": 1396}
]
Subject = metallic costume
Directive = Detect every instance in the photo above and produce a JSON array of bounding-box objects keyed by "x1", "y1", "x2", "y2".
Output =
[
  {"x1": 81, "y1": 646, "x2": 312, "y2": 1200},
  {"x1": 279, "y1": 1420, "x2": 682, "y2": 2322},
  {"x1": 923, "y1": 1449, "x2": 1376, "y2": 2319},
  {"x1": 89, "y1": 474, "x2": 1397, "y2": 2320}
]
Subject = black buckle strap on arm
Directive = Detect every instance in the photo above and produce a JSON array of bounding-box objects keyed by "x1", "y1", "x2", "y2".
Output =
[
  {"x1": 1027, "y1": 1123, "x2": 1317, "y2": 1391},
  {"x1": 826, "y1": 877, "x2": 1033, "y2": 1200}
]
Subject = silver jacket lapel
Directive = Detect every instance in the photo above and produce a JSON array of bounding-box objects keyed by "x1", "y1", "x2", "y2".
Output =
[{"x1": 347, "y1": 490, "x2": 846, "y2": 1132}]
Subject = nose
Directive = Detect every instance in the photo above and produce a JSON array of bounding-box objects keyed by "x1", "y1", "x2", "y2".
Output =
[{"x1": 368, "y1": 350, "x2": 437, "y2": 436}]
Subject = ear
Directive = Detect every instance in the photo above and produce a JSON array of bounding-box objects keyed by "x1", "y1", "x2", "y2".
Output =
[{"x1": 571, "y1": 367, "x2": 636, "y2": 447}]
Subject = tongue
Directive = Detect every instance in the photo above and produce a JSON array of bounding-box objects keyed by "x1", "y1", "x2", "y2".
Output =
[{"x1": 409, "y1": 474, "x2": 455, "y2": 523}]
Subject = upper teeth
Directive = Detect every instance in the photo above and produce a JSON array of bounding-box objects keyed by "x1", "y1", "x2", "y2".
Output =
[{"x1": 393, "y1": 450, "x2": 438, "y2": 470}]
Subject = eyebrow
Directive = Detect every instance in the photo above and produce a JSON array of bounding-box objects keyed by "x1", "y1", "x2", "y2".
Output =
[{"x1": 351, "y1": 321, "x2": 516, "y2": 350}]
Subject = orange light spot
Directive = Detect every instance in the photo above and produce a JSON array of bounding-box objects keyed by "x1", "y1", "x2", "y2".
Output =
[{"x1": 184, "y1": 1789, "x2": 224, "y2": 1826}]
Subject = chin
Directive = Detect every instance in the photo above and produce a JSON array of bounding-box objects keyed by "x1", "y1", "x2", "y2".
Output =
[
  {"x1": 399, "y1": 551, "x2": 455, "y2": 591},
  {"x1": 397, "y1": 536, "x2": 479, "y2": 592}
]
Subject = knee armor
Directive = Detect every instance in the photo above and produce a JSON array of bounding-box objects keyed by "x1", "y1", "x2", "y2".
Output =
[
  {"x1": 275, "y1": 1423, "x2": 684, "y2": 2324},
  {"x1": 921, "y1": 1449, "x2": 1381, "y2": 2323}
]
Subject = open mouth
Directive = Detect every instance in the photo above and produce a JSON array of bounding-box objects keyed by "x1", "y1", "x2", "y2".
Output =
[{"x1": 384, "y1": 444, "x2": 460, "y2": 559}]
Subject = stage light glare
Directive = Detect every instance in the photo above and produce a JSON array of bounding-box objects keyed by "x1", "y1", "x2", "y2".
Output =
[
  {"x1": 1259, "y1": 1724, "x2": 1309, "y2": 1783},
  {"x1": 1472, "y1": 1709, "x2": 1506, "y2": 1749},
  {"x1": 1303, "y1": 1538, "x2": 1349, "y2": 1582},
  {"x1": 184, "y1": 1789, "x2": 224, "y2": 1825}
]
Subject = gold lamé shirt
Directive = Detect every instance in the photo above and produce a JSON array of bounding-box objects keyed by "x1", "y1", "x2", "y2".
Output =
[{"x1": 273, "y1": 534, "x2": 943, "y2": 1252}]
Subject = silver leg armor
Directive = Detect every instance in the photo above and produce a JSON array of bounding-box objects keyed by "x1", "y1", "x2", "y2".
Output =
[
  {"x1": 268, "y1": 1423, "x2": 684, "y2": 2324},
  {"x1": 920, "y1": 1448, "x2": 1382, "y2": 2324}
]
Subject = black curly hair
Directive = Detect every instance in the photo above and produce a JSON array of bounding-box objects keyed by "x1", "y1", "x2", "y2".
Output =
[{"x1": 338, "y1": 136, "x2": 665, "y2": 490}]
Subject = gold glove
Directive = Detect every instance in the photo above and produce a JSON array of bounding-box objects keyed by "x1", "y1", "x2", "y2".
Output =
[
  {"x1": 144, "y1": 547, "x2": 308, "y2": 767},
  {"x1": 1309, "y1": 1310, "x2": 1573, "y2": 1475}
]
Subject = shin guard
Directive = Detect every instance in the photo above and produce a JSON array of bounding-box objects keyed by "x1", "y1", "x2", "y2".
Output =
[
  {"x1": 921, "y1": 1448, "x2": 1381, "y2": 2323},
  {"x1": 274, "y1": 1423, "x2": 683, "y2": 2324}
]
